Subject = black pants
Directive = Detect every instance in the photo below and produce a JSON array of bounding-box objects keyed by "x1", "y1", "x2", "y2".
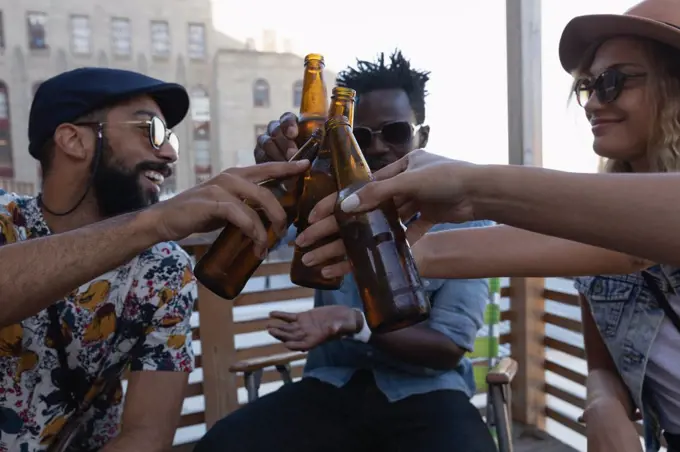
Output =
[
  {"x1": 195, "y1": 371, "x2": 497, "y2": 452},
  {"x1": 666, "y1": 431, "x2": 680, "y2": 452}
]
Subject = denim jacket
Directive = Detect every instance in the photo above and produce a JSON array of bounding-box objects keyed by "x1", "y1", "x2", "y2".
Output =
[{"x1": 575, "y1": 265, "x2": 680, "y2": 452}]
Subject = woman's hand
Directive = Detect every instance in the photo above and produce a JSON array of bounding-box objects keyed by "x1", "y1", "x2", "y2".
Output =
[
  {"x1": 293, "y1": 188, "x2": 433, "y2": 279},
  {"x1": 293, "y1": 150, "x2": 480, "y2": 279},
  {"x1": 337, "y1": 149, "x2": 479, "y2": 224}
]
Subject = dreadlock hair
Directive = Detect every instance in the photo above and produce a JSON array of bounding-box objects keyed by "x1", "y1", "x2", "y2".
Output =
[{"x1": 336, "y1": 50, "x2": 430, "y2": 125}]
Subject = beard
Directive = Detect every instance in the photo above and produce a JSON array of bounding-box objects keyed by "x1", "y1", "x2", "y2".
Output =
[{"x1": 91, "y1": 140, "x2": 171, "y2": 218}]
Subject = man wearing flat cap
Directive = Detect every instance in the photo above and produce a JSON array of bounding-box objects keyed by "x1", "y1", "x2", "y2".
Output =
[{"x1": 0, "y1": 68, "x2": 312, "y2": 451}]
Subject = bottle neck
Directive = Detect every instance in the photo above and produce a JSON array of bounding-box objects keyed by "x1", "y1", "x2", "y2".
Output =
[
  {"x1": 300, "y1": 68, "x2": 327, "y2": 117},
  {"x1": 328, "y1": 98, "x2": 355, "y2": 127},
  {"x1": 329, "y1": 124, "x2": 372, "y2": 187}
]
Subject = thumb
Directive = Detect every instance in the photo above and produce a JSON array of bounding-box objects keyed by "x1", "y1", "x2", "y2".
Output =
[{"x1": 339, "y1": 176, "x2": 405, "y2": 214}]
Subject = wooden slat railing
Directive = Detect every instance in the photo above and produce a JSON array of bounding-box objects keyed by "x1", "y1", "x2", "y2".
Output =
[
  {"x1": 162, "y1": 237, "x2": 316, "y2": 449},
  {"x1": 542, "y1": 286, "x2": 587, "y2": 440},
  {"x1": 542, "y1": 283, "x2": 653, "y2": 449}
]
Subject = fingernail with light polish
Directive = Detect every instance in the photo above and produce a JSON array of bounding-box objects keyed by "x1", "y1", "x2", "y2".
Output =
[
  {"x1": 295, "y1": 234, "x2": 307, "y2": 247},
  {"x1": 340, "y1": 194, "x2": 360, "y2": 212}
]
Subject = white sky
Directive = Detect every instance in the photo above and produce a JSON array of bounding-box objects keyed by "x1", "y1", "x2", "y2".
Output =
[{"x1": 211, "y1": 0, "x2": 639, "y2": 173}]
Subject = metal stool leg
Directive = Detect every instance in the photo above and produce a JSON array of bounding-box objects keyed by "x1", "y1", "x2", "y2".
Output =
[
  {"x1": 490, "y1": 384, "x2": 514, "y2": 452},
  {"x1": 244, "y1": 369, "x2": 263, "y2": 403},
  {"x1": 275, "y1": 363, "x2": 293, "y2": 385}
]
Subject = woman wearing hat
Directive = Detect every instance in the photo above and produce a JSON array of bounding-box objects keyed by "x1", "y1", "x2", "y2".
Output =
[{"x1": 297, "y1": 0, "x2": 680, "y2": 450}]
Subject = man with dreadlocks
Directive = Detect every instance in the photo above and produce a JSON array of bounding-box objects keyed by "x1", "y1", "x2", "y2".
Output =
[{"x1": 195, "y1": 50, "x2": 497, "y2": 452}]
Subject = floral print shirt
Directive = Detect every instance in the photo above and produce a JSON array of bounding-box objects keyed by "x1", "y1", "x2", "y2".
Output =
[{"x1": 0, "y1": 190, "x2": 197, "y2": 452}]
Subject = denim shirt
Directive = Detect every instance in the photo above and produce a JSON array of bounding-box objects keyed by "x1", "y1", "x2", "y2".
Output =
[
  {"x1": 575, "y1": 265, "x2": 680, "y2": 452},
  {"x1": 280, "y1": 220, "x2": 493, "y2": 402}
]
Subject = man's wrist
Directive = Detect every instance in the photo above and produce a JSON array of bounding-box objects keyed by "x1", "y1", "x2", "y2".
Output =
[{"x1": 130, "y1": 208, "x2": 167, "y2": 248}]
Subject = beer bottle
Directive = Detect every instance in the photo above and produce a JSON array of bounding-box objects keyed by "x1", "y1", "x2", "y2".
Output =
[
  {"x1": 296, "y1": 54, "x2": 328, "y2": 147},
  {"x1": 193, "y1": 132, "x2": 323, "y2": 300},
  {"x1": 290, "y1": 87, "x2": 357, "y2": 290},
  {"x1": 328, "y1": 116, "x2": 431, "y2": 333}
]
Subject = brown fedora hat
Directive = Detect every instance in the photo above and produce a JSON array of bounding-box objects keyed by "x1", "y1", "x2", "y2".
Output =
[{"x1": 559, "y1": 0, "x2": 680, "y2": 73}]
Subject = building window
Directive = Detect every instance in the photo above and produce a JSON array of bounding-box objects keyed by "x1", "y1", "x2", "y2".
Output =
[
  {"x1": 188, "y1": 23, "x2": 206, "y2": 60},
  {"x1": 0, "y1": 82, "x2": 13, "y2": 178},
  {"x1": 111, "y1": 18, "x2": 132, "y2": 57},
  {"x1": 191, "y1": 86, "x2": 211, "y2": 184},
  {"x1": 150, "y1": 20, "x2": 171, "y2": 58},
  {"x1": 70, "y1": 15, "x2": 91, "y2": 55},
  {"x1": 253, "y1": 79, "x2": 270, "y2": 108},
  {"x1": 0, "y1": 12, "x2": 5, "y2": 50},
  {"x1": 254, "y1": 125, "x2": 267, "y2": 144},
  {"x1": 293, "y1": 80, "x2": 303, "y2": 108},
  {"x1": 194, "y1": 137, "x2": 210, "y2": 167},
  {"x1": 27, "y1": 12, "x2": 48, "y2": 50}
]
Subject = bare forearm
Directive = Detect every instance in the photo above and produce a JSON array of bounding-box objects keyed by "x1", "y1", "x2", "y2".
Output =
[
  {"x1": 586, "y1": 368, "x2": 636, "y2": 417},
  {"x1": 0, "y1": 210, "x2": 160, "y2": 327},
  {"x1": 369, "y1": 324, "x2": 464, "y2": 370},
  {"x1": 468, "y1": 165, "x2": 679, "y2": 267},
  {"x1": 581, "y1": 297, "x2": 636, "y2": 418},
  {"x1": 417, "y1": 224, "x2": 649, "y2": 280}
]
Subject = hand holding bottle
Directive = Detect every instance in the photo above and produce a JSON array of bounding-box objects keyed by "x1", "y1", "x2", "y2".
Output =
[
  {"x1": 293, "y1": 150, "x2": 461, "y2": 279},
  {"x1": 293, "y1": 188, "x2": 433, "y2": 280},
  {"x1": 253, "y1": 112, "x2": 300, "y2": 163},
  {"x1": 150, "y1": 160, "x2": 311, "y2": 247},
  {"x1": 336, "y1": 149, "x2": 476, "y2": 223}
]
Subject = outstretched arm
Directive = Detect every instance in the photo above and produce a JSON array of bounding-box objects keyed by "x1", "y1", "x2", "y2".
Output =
[
  {"x1": 468, "y1": 165, "x2": 677, "y2": 268},
  {"x1": 416, "y1": 224, "x2": 651, "y2": 280},
  {"x1": 0, "y1": 208, "x2": 160, "y2": 328},
  {"x1": 0, "y1": 160, "x2": 311, "y2": 328}
]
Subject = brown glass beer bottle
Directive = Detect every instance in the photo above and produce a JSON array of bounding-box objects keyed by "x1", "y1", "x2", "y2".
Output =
[
  {"x1": 289, "y1": 87, "x2": 357, "y2": 290},
  {"x1": 296, "y1": 54, "x2": 328, "y2": 147},
  {"x1": 193, "y1": 132, "x2": 323, "y2": 300},
  {"x1": 327, "y1": 116, "x2": 430, "y2": 333}
]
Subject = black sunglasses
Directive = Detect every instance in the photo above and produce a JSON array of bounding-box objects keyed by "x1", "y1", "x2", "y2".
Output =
[
  {"x1": 75, "y1": 116, "x2": 180, "y2": 154},
  {"x1": 352, "y1": 121, "x2": 415, "y2": 150},
  {"x1": 574, "y1": 68, "x2": 647, "y2": 107}
]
